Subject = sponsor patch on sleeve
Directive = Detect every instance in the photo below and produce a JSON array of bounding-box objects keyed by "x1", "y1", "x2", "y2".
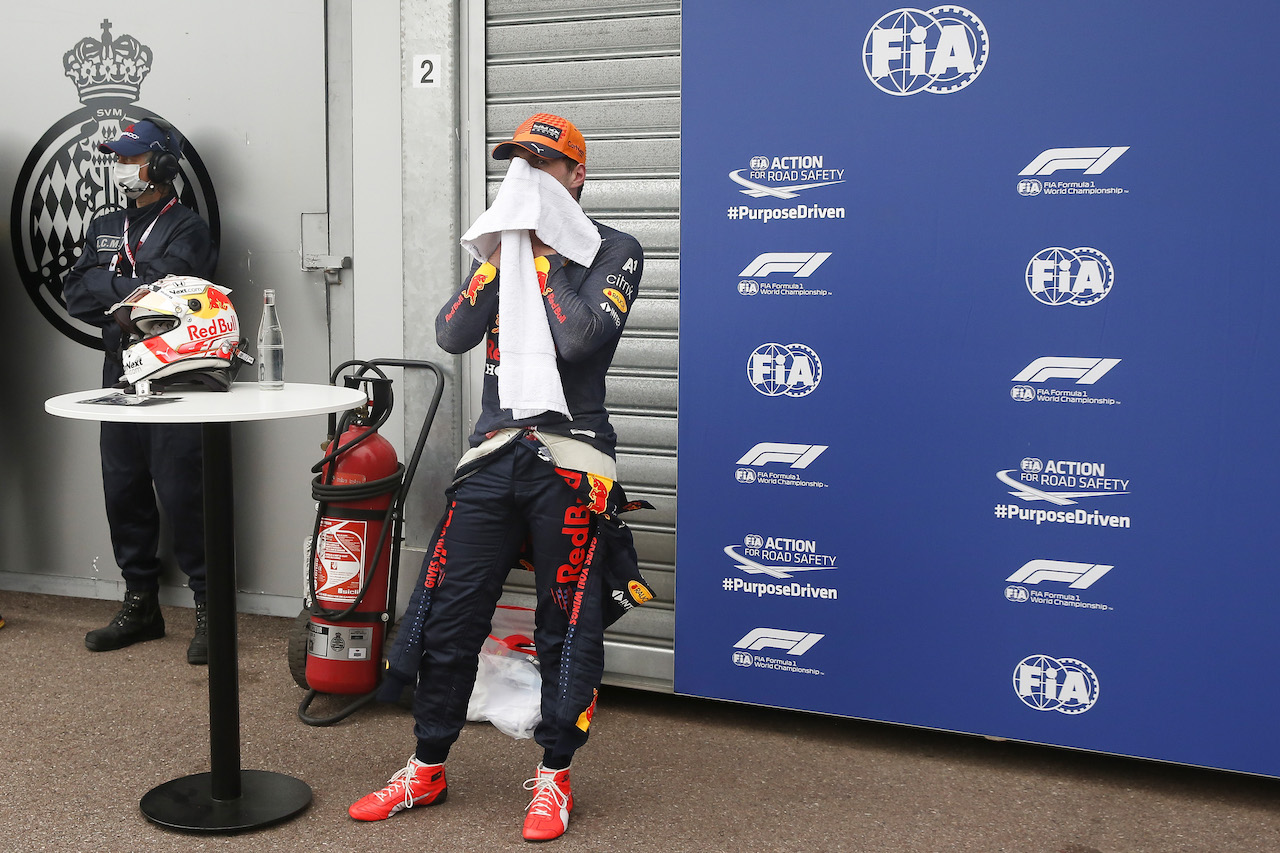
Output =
[
  {"x1": 463, "y1": 262, "x2": 496, "y2": 305},
  {"x1": 602, "y1": 288, "x2": 628, "y2": 313},
  {"x1": 627, "y1": 580, "x2": 654, "y2": 606}
]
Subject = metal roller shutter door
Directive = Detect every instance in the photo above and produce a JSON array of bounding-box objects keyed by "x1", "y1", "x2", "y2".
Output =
[{"x1": 484, "y1": 0, "x2": 680, "y2": 690}]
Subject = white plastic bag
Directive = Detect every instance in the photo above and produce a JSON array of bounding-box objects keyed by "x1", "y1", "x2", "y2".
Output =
[{"x1": 466, "y1": 605, "x2": 541, "y2": 739}]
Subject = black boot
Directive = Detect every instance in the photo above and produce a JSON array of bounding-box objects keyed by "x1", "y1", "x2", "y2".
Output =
[
  {"x1": 187, "y1": 600, "x2": 208, "y2": 665},
  {"x1": 85, "y1": 590, "x2": 165, "y2": 651}
]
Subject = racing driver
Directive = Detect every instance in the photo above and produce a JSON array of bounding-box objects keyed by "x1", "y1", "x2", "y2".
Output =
[{"x1": 349, "y1": 113, "x2": 648, "y2": 842}]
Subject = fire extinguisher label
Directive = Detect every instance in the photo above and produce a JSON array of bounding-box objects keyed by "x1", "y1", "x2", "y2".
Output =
[
  {"x1": 315, "y1": 518, "x2": 368, "y2": 603},
  {"x1": 307, "y1": 621, "x2": 331, "y2": 657},
  {"x1": 307, "y1": 622, "x2": 374, "y2": 661}
]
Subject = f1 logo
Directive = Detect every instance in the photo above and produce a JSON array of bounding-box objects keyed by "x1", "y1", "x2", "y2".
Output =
[
  {"x1": 739, "y1": 253, "x2": 832, "y2": 278},
  {"x1": 1020, "y1": 147, "x2": 1129, "y2": 176},
  {"x1": 734, "y1": 628, "x2": 824, "y2": 656},
  {"x1": 1012, "y1": 357, "x2": 1120, "y2": 385},
  {"x1": 1006, "y1": 560, "x2": 1114, "y2": 589},
  {"x1": 736, "y1": 443, "x2": 827, "y2": 469}
]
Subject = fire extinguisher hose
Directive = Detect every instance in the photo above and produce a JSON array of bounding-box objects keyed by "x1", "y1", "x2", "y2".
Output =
[{"x1": 311, "y1": 468, "x2": 404, "y2": 504}]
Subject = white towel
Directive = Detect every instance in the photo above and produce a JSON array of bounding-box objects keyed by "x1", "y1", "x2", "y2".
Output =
[{"x1": 460, "y1": 157, "x2": 601, "y2": 419}]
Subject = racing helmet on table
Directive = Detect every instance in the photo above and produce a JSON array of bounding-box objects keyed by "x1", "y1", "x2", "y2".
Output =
[{"x1": 109, "y1": 275, "x2": 248, "y2": 391}]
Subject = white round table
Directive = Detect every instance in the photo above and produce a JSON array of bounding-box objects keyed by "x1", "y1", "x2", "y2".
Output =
[
  {"x1": 44, "y1": 381, "x2": 367, "y2": 424},
  {"x1": 45, "y1": 382, "x2": 367, "y2": 832}
]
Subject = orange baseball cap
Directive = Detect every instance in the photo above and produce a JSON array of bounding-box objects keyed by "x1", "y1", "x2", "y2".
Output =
[{"x1": 492, "y1": 113, "x2": 586, "y2": 165}]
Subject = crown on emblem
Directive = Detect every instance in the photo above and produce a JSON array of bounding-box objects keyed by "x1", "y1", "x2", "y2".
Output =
[{"x1": 63, "y1": 19, "x2": 152, "y2": 104}]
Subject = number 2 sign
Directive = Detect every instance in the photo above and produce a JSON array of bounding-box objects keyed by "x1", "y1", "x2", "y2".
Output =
[{"x1": 412, "y1": 54, "x2": 441, "y2": 88}]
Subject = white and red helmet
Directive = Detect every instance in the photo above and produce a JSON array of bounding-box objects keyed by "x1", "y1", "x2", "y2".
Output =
[{"x1": 110, "y1": 276, "x2": 248, "y2": 390}]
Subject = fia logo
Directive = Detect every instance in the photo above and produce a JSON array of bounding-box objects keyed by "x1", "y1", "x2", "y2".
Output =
[
  {"x1": 1013, "y1": 655, "x2": 1100, "y2": 714},
  {"x1": 10, "y1": 19, "x2": 219, "y2": 349},
  {"x1": 863, "y1": 6, "x2": 989, "y2": 96},
  {"x1": 1026, "y1": 247, "x2": 1114, "y2": 306},
  {"x1": 747, "y1": 343, "x2": 822, "y2": 397}
]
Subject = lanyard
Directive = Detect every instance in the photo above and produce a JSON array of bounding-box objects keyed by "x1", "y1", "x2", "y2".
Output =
[{"x1": 112, "y1": 198, "x2": 178, "y2": 277}]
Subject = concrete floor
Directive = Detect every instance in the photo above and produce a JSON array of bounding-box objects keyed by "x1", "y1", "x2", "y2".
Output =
[{"x1": 1, "y1": 589, "x2": 1278, "y2": 853}]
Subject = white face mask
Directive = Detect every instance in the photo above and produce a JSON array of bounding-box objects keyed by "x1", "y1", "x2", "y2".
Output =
[{"x1": 113, "y1": 162, "x2": 149, "y2": 199}]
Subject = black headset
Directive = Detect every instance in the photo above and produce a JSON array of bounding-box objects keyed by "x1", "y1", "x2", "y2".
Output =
[{"x1": 142, "y1": 117, "x2": 183, "y2": 185}]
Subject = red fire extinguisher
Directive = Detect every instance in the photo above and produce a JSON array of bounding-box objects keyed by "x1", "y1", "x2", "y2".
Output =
[
  {"x1": 292, "y1": 360, "x2": 445, "y2": 727},
  {"x1": 304, "y1": 380, "x2": 404, "y2": 696}
]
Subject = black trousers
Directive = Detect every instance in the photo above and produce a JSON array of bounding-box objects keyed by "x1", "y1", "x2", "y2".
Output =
[
  {"x1": 412, "y1": 436, "x2": 606, "y2": 762},
  {"x1": 99, "y1": 421, "x2": 206, "y2": 601}
]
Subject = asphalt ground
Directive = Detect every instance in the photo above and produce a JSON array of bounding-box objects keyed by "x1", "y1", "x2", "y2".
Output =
[{"x1": 2, "y1": 588, "x2": 1278, "y2": 853}]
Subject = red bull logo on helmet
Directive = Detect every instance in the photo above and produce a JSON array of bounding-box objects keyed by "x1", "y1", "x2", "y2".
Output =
[
  {"x1": 205, "y1": 286, "x2": 232, "y2": 312},
  {"x1": 186, "y1": 315, "x2": 237, "y2": 342}
]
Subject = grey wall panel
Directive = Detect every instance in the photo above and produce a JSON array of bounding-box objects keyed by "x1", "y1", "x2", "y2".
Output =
[
  {"x1": 488, "y1": 56, "x2": 680, "y2": 96},
  {"x1": 585, "y1": 178, "x2": 681, "y2": 212},
  {"x1": 620, "y1": 491, "x2": 675, "y2": 528},
  {"x1": 486, "y1": 0, "x2": 681, "y2": 686},
  {"x1": 613, "y1": 414, "x2": 677, "y2": 449},
  {"x1": 574, "y1": 137, "x2": 682, "y2": 172},
  {"x1": 589, "y1": 218, "x2": 679, "y2": 254},
  {"x1": 0, "y1": 3, "x2": 339, "y2": 616},
  {"x1": 625, "y1": 296, "x2": 679, "y2": 333},
  {"x1": 631, "y1": 528, "x2": 676, "y2": 565},
  {"x1": 616, "y1": 451, "x2": 677, "y2": 491},
  {"x1": 636, "y1": 258, "x2": 679, "y2": 294},
  {"x1": 605, "y1": 375, "x2": 677, "y2": 413},
  {"x1": 487, "y1": 17, "x2": 679, "y2": 61},
  {"x1": 487, "y1": 100, "x2": 680, "y2": 142},
  {"x1": 604, "y1": 608, "x2": 673, "y2": 644},
  {"x1": 491, "y1": 0, "x2": 681, "y2": 17},
  {"x1": 614, "y1": 337, "x2": 677, "y2": 372}
]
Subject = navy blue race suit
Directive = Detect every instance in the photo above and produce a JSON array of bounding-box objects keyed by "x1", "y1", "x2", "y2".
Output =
[
  {"x1": 400, "y1": 220, "x2": 644, "y2": 765},
  {"x1": 63, "y1": 192, "x2": 218, "y2": 602}
]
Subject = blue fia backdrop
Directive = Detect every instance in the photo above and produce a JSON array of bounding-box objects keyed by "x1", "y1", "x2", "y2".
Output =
[{"x1": 676, "y1": 1, "x2": 1280, "y2": 775}]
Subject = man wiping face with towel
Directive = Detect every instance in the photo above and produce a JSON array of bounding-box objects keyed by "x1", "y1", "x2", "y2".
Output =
[{"x1": 351, "y1": 114, "x2": 651, "y2": 844}]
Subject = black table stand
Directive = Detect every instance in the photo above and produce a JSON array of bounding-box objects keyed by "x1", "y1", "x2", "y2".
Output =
[{"x1": 139, "y1": 422, "x2": 312, "y2": 831}]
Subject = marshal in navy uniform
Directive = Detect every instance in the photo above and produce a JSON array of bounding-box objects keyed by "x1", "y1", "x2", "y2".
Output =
[{"x1": 63, "y1": 119, "x2": 218, "y2": 664}]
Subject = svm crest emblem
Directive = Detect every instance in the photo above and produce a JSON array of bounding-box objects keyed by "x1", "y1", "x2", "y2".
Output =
[{"x1": 9, "y1": 19, "x2": 219, "y2": 348}]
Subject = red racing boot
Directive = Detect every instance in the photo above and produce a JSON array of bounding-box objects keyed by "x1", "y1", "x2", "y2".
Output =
[
  {"x1": 348, "y1": 756, "x2": 447, "y2": 821},
  {"x1": 522, "y1": 764, "x2": 573, "y2": 841}
]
